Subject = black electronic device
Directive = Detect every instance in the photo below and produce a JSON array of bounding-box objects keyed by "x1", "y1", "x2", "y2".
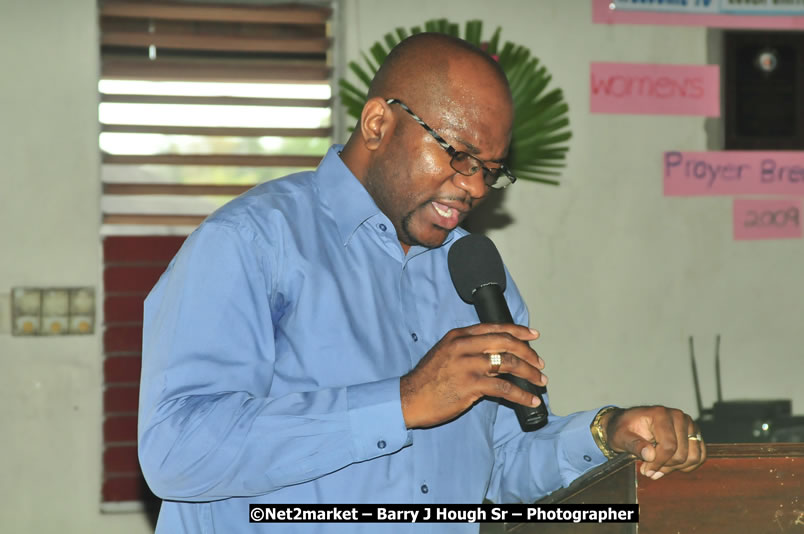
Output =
[
  {"x1": 690, "y1": 335, "x2": 801, "y2": 443},
  {"x1": 448, "y1": 234, "x2": 548, "y2": 432}
]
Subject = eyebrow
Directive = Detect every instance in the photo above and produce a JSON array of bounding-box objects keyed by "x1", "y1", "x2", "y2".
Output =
[{"x1": 453, "y1": 136, "x2": 506, "y2": 164}]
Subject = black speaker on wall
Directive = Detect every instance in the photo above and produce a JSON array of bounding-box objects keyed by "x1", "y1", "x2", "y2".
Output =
[{"x1": 724, "y1": 31, "x2": 804, "y2": 150}]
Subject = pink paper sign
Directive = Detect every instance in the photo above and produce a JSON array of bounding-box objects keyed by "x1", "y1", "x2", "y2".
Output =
[
  {"x1": 733, "y1": 198, "x2": 802, "y2": 240},
  {"x1": 591, "y1": 62, "x2": 720, "y2": 116},
  {"x1": 664, "y1": 151, "x2": 804, "y2": 196},
  {"x1": 593, "y1": 0, "x2": 804, "y2": 29}
]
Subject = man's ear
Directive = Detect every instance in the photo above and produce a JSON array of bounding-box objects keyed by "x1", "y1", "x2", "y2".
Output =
[{"x1": 359, "y1": 97, "x2": 395, "y2": 151}]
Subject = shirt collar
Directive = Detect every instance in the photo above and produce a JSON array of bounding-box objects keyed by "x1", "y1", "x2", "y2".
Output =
[
  {"x1": 315, "y1": 145, "x2": 382, "y2": 246},
  {"x1": 315, "y1": 144, "x2": 458, "y2": 250}
]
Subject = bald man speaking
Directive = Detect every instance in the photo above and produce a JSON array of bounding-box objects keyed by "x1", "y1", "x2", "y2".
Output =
[{"x1": 138, "y1": 34, "x2": 705, "y2": 533}]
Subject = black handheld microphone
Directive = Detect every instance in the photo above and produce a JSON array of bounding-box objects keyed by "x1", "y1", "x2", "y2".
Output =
[{"x1": 447, "y1": 233, "x2": 548, "y2": 432}]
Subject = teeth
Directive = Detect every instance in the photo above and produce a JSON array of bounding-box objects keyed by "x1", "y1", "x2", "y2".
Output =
[{"x1": 433, "y1": 204, "x2": 453, "y2": 218}]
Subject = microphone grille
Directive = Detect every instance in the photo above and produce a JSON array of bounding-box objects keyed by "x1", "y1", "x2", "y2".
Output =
[{"x1": 447, "y1": 233, "x2": 507, "y2": 304}]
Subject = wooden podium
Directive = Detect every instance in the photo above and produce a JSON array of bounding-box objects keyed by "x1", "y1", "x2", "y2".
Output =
[{"x1": 481, "y1": 443, "x2": 804, "y2": 534}]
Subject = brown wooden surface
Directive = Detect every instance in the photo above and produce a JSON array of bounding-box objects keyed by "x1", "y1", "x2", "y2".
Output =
[
  {"x1": 508, "y1": 455, "x2": 636, "y2": 533},
  {"x1": 101, "y1": 32, "x2": 330, "y2": 54},
  {"x1": 103, "y1": 214, "x2": 206, "y2": 226},
  {"x1": 101, "y1": 58, "x2": 330, "y2": 83},
  {"x1": 101, "y1": 124, "x2": 331, "y2": 138},
  {"x1": 101, "y1": 2, "x2": 332, "y2": 24},
  {"x1": 639, "y1": 443, "x2": 804, "y2": 534},
  {"x1": 491, "y1": 443, "x2": 804, "y2": 534},
  {"x1": 102, "y1": 153, "x2": 321, "y2": 167},
  {"x1": 101, "y1": 94, "x2": 331, "y2": 108},
  {"x1": 104, "y1": 183, "x2": 254, "y2": 196}
]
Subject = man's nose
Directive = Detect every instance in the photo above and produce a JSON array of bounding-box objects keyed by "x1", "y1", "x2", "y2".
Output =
[{"x1": 452, "y1": 169, "x2": 487, "y2": 199}]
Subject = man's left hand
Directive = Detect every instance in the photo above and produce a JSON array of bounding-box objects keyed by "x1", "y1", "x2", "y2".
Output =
[{"x1": 602, "y1": 406, "x2": 707, "y2": 479}]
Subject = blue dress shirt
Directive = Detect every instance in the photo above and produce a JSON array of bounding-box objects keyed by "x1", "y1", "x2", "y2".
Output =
[{"x1": 138, "y1": 145, "x2": 607, "y2": 533}]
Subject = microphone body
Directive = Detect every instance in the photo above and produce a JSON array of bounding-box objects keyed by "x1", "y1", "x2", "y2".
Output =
[
  {"x1": 473, "y1": 284, "x2": 549, "y2": 432},
  {"x1": 447, "y1": 233, "x2": 548, "y2": 432}
]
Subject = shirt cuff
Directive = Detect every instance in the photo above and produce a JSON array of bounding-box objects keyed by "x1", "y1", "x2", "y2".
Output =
[
  {"x1": 346, "y1": 377, "x2": 412, "y2": 462},
  {"x1": 559, "y1": 408, "x2": 609, "y2": 473}
]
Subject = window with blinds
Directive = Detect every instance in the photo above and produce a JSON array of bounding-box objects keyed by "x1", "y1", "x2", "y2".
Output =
[
  {"x1": 99, "y1": 0, "x2": 334, "y2": 234},
  {"x1": 98, "y1": 0, "x2": 334, "y2": 507}
]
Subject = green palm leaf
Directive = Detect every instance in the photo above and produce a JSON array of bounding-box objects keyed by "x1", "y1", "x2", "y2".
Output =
[
  {"x1": 337, "y1": 19, "x2": 571, "y2": 186},
  {"x1": 347, "y1": 61, "x2": 373, "y2": 89},
  {"x1": 384, "y1": 33, "x2": 399, "y2": 51},
  {"x1": 486, "y1": 27, "x2": 501, "y2": 55},
  {"x1": 464, "y1": 20, "x2": 482, "y2": 46},
  {"x1": 369, "y1": 42, "x2": 388, "y2": 66}
]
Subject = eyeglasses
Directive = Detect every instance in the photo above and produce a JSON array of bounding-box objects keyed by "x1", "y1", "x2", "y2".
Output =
[{"x1": 386, "y1": 98, "x2": 516, "y2": 190}]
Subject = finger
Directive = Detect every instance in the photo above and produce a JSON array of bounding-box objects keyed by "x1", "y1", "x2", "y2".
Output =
[
  {"x1": 615, "y1": 428, "x2": 657, "y2": 468},
  {"x1": 677, "y1": 422, "x2": 706, "y2": 473},
  {"x1": 454, "y1": 331, "x2": 544, "y2": 371},
  {"x1": 481, "y1": 375, "x2": 543, "y2": 408},
  {"x1": 667, "y1": 411, "x2": 692, "y2": 467},
  {"x1": 644, "y1": 410, "x2": 697, "y2": 478},
  {"x1": 482, "y1": 351, "x2": 547, "y2": 386},
  {"x1": 696, "y1": 436, "x2": 708, "y2": 469},
  {"x1": 611, "y1": 429, "x2": 666, "y2": 477},
  {"x1": 458, "y1": 322, "x2": 540, "y2": 343}
]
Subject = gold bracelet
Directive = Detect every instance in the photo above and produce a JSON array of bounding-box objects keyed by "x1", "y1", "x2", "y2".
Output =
[{"x1": 590, "y1": 406, "x2": 621, "y2": 460}]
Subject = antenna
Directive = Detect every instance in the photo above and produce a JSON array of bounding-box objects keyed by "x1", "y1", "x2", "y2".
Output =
[
  {"x1": 715, "y1": 334, "x2": 723, "y2": 403},
  {"x1": 690, "y1": 336, "x2": 704, "y2": 419}
]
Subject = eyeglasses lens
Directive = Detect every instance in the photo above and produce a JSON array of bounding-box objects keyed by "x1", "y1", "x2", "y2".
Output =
[{"x1": 450, "y1": 152, "x2": 510, "y2": 189}]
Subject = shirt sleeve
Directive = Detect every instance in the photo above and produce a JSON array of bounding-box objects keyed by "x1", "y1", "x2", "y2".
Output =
[
  {"x1": 484, "y1": 272, "x2": 609, "y2": 504},
  {"x1": 485, "y1": 397, "x2": 608, "y2": 503},
  {"x1": 137, "y1": 221, "x2": 411, "y2": 502}
]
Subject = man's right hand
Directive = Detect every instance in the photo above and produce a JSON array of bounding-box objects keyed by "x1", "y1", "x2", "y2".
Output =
[{"x1": 399, "y1": 324, "x2": 546, "y2": 429}]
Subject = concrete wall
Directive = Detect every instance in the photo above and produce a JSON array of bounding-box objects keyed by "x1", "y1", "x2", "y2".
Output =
[
  {"x1": 0, "y1": 0, "x2": 150, "y2": 532},
  {"x1": 338, "y1": 0, "x2": 804, "y2": 418}
]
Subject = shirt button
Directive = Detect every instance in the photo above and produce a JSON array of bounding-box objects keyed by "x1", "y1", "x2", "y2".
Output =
[
  {"x1": 377, "y1": 440, "x2": 386, "y2": 449},
  {"x1": 420, "y1": 484, "x2": 429, "y2": 494},
  {"x1": 583, "y1": 455, "x2": 592, "y2": 462},
  {"x1": 378, "y1": 223, "x2": 387, "y2": 231},
  {"x1": 411, "y1": 332, "x2": 418, "y2": 342}
]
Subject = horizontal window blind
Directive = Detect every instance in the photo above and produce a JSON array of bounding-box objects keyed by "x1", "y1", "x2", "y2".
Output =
[
  {"x1": 99, "y1": 0, "x2": 334, "y2": 234},
  {"x1": 98, "y1": 0, "x2": 333, "y2": 507}
]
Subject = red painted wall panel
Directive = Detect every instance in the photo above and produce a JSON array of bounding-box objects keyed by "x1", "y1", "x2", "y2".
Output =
[
  {"x1": 104, "y1": 356, "x2": 142, "y2": 384},
  {"x1": 102, "y1": 476, "x2": 145, "y2": 502},
  {"x1": 104, "y1": 266, "x2": 167, "y2": 294},
  {"x1": 104, "y1": 415, "x2": 138, "y2": 443},
  {"x1": 103, "y1": 236, "x2": 186, "y2": 501},
  {"x1": 104, "y1": 325, "x2": 144, "y2": 352},
  {"x1": 104, "y1": 295, "x2": 145, "y2": 322},
  {"x1": 103, "y1": 236, "x2": 186, "y2": 263},
  {"x1": 104, "y1": 385, "x2": 139, "y2": 414},
  {"x1": 104, "y1": 445, "x2": 140, "y2": 476}
]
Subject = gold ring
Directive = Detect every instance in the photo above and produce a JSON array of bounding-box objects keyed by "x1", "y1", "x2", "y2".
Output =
[
  {"x1": 488, "y1": 353, "x2": 502, "y2": 375},
  {"x1": 688, "y1": 433, "x2": 702, "y2": 441}
]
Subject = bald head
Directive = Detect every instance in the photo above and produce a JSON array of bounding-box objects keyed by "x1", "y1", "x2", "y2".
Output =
[{"x1": 367, "y1": 33, "x2": 511, "y2": 117}]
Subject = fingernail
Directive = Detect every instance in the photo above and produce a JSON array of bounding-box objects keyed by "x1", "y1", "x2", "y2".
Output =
[
  {"x1": 535, "y1": 353, "x2": 544, "y2": 367},
  {"x1": 650, "y1": 471, "x2": 664, "y2": 480},
  {"x1": 532, "y1": 395, "x2": 542, "y2": 406},
  {"x1": 644, "y1": 469, "x2": 655, "y2": 478},
  {"x1": 641, "y1": 446, "x2": 652, "y2": 460},
  {"x1": 529, "y1": 328, "x2": 540, "y2": 338},
  {"x1": 541, "y1": 373, "x2": 548, "y2": 385}
]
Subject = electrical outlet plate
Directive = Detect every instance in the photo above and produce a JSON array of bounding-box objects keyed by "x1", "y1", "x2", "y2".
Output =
[
  {"x1": 11, "y1": 288, "x2": 41, "y2": 336},
  {"x1": 10, "y1": 287, "x2": 95, "y2": 336}
]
